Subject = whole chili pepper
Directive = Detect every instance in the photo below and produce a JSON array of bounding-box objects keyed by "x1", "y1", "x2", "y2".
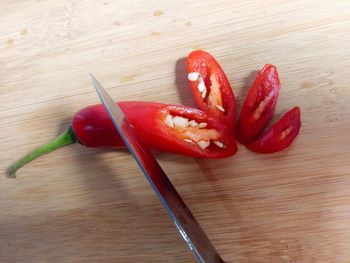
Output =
[
  {"x1": 9, "y1": 101, "x2": 237, "y2": 178},
  {"x1": 186, "y1": 50, "x2": 236, "y2": 130}
]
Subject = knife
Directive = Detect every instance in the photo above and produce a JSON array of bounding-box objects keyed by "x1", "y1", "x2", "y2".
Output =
[{"x1": 90, "y1": 73, "x2": 225, "y2": 263}]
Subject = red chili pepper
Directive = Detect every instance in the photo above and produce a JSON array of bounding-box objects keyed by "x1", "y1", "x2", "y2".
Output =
[
  {"x1": 237, "y1": 64, "x2": 281, "y2": 144},
  {"x1": 9, "y1": 101, "x2": 237, "y2": 177},
  {"x1": 186, "y1": 50, "x2": 236, "y2": 130},
  {"x1": 246, "y1": 107, "x2": 301, "y2": 153}
]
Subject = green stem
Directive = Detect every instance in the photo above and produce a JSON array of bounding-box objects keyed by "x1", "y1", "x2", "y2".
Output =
[{"x1": 8, "y1": 126, "x2": 77, "y2": 178}]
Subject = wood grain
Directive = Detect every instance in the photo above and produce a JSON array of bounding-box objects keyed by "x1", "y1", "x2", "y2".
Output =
[{"x1": 1, "y1": 0, "x2": 350, "y2": 262}]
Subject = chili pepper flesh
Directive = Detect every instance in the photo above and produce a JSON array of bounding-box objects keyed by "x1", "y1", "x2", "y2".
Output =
[
  {"x1": 187, "y1": 50, "x2": 236, "y2": 130},
  {"x1": 162, "y1": 111, "x2": 224, "y2": 149},
  {"x1": 190, "y1": 71, "x2": 226, "y2": 116}
]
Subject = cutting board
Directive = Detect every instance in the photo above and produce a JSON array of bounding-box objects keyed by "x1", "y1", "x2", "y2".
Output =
[{"x1": 1, "y1": 1, "x2": 350, "y2": 262}]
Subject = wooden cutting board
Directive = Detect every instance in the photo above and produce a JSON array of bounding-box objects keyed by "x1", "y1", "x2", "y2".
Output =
[{"x1": 1, "y1": 1, "x2": 349, "y2": 262}]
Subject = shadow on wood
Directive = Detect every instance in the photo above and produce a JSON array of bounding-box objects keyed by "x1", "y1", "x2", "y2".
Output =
[{"x1": 175, "y1": 57, "x2": 196, "y2": 107}]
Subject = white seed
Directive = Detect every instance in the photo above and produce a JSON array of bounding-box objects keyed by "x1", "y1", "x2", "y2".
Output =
[
  {"x1": 213, "y1": 140, "x2": 224, "y2": 148},
  {"x1": 165, "y1": 115, "x2": 174, "y2": 128},
  {"x1": 184, "y1": 139, "x2": 195, "y2": 144},
  {"x1": 215, "y1": 105, "x2": 225, "y2": 112},
  {"x1": 197, "y1": 78, "x2": 206, "y2": 92},
  {"x1": 173, "y1": 116, "x2": 189, "y2": 128},
  {"x1": 188, "y1": 72, "x2": 200, "y2": 81},
  {"x1": 197, "y1": 140, "x2": 210, "y2": 150},
  {"x1": 188, "y1": 120, "x2": 199, "y2": 127},
  {"x1": 201, "y1": 88, "x2": 207, "y2": 99},
  {"x1": 198, "y1": 122, "x2": 207, "y2": 128}
]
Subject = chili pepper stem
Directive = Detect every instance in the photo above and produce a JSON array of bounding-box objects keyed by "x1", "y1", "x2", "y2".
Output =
[{"x1": 8, "y1": 126, "x2": 76, "y2": 178}]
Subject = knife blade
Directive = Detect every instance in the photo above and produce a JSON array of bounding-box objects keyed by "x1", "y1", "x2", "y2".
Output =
[{"x1": 90, "y1": 73, "x2": 225, "y2": 263}]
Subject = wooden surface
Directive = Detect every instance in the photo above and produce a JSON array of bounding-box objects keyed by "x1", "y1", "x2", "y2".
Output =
[{"x1": 1, "y1": 1, "x2": 350, "y2": 262}]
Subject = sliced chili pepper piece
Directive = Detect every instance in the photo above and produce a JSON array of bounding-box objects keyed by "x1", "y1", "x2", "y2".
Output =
[
  {"x1": 237, "y1": 64, "x2": 281, "y2": 144},
  {"x1": 186, "y1": 50, "x2": 236, "y2": 130},
  {"x1": 246, "y1": 107, "x2": 301, "y2": 153},
  {"x1": 9, "y1": 101, "x2": 237, "y2": 177},
  {"x1": 115, "y1": 101, "x2": 237, "y2": 158}
]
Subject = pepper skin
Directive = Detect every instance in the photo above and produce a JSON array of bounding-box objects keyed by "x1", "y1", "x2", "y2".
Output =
[
  {"x1": 246, "y1": 106, "x2": 301, "y2": 153},
  {"x1": 237, "y1": 64, "x2": 281, "y2": 144}
]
